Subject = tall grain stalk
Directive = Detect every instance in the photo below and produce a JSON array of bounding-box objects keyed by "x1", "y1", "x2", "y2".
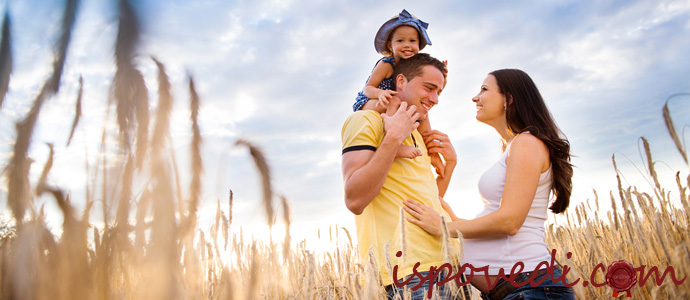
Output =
[
  {"x1": 235, "y1": 139, "x2": 274, "y2": 228},
  {"x1": 66, "y1": 76, "x2": 83, "y2": 147},
  {"x1": 547, "y1": 135, "x2": 689, "y2": 299},
  {"x1": 110, "y1": 0, "x2": 148, "y2": 168},
  {"x1": 0, "y1": 11, "x2": 11, "y2": 109},
  {"x1": 6, "y1": 0, "x2": 78, "y2": 225},
  {"x1": 184, "y1": 76, "x2": 203, "y2": 236},
  {"x1": 663, "y1": 93, "x2": 690, "y2": 166}
]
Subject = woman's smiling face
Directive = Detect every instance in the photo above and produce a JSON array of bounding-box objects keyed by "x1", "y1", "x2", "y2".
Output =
[{"x1": 472, "y1": 74, "x2": 507, "y2": 125}]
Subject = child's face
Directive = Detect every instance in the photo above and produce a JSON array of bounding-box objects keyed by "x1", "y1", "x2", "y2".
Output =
[{"x1": 386, "y1": 25, "x2": 420, "y2": 60}]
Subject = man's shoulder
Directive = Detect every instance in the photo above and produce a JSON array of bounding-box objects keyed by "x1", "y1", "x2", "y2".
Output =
[
  {"x1": 349, "y1": 110, "x2": 382, "y2": 121},
  {"x1": 343, "y1": 110, "x2": 383, "y2": 128},
  {"x1": 341, "y1": 110, "x2": 384, "y2": 147}
]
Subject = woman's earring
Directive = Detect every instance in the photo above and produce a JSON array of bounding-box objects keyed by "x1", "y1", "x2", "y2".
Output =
[{"x1": 504, "y1": 104, "x2": 507, "y2": 110}]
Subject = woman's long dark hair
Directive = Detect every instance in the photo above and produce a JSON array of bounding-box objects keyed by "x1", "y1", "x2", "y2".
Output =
[{"x1": 490, "y1": 69, "x2": 573, "y2": 214}]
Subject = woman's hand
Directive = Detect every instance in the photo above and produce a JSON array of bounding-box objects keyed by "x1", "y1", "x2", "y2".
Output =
[
  {"x1": 429, "y1": 153, "x2": 445, "y2": 178},
  {"x1": 403, "y1": 199, "x2": 442, "y2": 236},
  {"x1": 423, "y1": 130, "x2": 457, "y2": 164},
  {"x1": 439, "y1": 197, "x2": 462, "y2": 221}
]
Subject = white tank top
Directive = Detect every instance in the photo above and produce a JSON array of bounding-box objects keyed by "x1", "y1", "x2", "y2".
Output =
[{"x1": 462, "y1": 141, "x2": 553, "y2": 275}]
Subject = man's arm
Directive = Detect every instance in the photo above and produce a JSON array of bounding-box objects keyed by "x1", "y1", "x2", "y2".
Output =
[
  {"x1": 342, "y1": 136, "x2": 399, "y2": 215},
  {"x1": 342, "y1": 102, "x2": 420, "y2": 215}
]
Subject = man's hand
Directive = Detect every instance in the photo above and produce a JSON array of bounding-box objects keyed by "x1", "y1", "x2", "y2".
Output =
[{"x1": 381, "y1": 102, "x2": 421, "y2": 144}]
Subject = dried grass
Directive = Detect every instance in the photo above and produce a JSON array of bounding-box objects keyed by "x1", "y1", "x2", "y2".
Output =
[
  {"x1": 6, "y1": 0, "x2": 78, "y2": 224},
  {"x1": 66, "y1": 76, "x2": 83, "y2": 146},
  {"x1": 0, "y1": 1, "x2": 688, "y2": 300},
  {"x1": 236, "y1": 139, "x2": 274, "y2": 227},
  {"x1": 663, "y1": 93, "x2": 690, "y2": 166},
  {"x1": 546, "y1": 140, "x2": 690, "y2": 299},
  {"x1": 110, "y1": 0, "x2": 148, "y2": 168},
  {"x1": 0, "y1": 11, "x2": 12, "y2": 109},
  {"x1": 185, "y1": 76, "x2": 203, "y2": 234}
]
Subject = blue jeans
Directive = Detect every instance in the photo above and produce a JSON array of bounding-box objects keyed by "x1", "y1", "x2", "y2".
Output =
[
  {"x1": 494, "y1": 268, "x2": 575, "y2": 300},
  {"x1": 386, "y1": 271, "x2": 471, "y2": 300}
]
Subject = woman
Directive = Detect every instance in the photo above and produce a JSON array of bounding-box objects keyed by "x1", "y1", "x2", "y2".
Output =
[{"x1": 404, "y1": 69, "x2": 575, "y2": 299}]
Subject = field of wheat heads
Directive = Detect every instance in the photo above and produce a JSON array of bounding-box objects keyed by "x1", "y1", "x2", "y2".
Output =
[{"x1": 0, "y1": 1, "x2": 688, "y2": 300}]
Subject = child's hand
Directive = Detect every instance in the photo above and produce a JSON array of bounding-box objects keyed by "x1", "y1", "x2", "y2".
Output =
[
  {"x1": 375, "y1": 90, "x2": 398, "y2": 108},
  {"x1": 442, "y1": 60, "x2": 449, "y2": 91}
]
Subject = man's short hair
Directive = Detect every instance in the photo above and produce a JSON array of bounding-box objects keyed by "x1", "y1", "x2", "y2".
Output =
[{"x1": 392, "y1": 53, "x2": 446, "y2": 90}]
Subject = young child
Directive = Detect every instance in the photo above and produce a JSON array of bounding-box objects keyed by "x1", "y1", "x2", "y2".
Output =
[{"x1": 353, "y1": 9, "x2": 447, "y2": 177}]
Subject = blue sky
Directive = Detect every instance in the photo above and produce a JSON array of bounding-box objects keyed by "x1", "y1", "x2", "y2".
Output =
[{"x1": 1, "y1": 0, "x2": 689, "y2": 248}]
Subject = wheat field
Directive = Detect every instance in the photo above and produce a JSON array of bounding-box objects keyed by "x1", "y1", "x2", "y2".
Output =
[{"x1": 1, "y1": 1, "x2": 688, "y2": 299}]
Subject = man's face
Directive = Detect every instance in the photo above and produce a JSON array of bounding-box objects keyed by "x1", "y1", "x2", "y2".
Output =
[{"x1": 396, "y1": 65, "x2": 444, "y2": 120}]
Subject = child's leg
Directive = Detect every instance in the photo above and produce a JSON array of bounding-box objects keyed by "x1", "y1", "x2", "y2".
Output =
[
  {"x1": 397, "y1": 144, "x2": 422, "y2": 159},
  {"x1": 361, "y1": 99, "x2": 387, "y2": 114},
  {"x1": 384, "y1": 96, "x2": 402, "y2": 116}
]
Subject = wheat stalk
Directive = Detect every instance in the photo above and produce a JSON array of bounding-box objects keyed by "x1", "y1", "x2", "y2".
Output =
[
  {"x1": 111, "y1": 0, "x2": 148, "y2": 168},
  {"x1": 662, "y1": 93, "x2": 690, "y2": 166},
  {"x1": 235, "y1": 139, "x2": 274, "y2": 227},
  {"x1": 186, "y1": 76, "x2": 203, "y2": 233},
  {"x1": 7, "y1": 0, "x2": 78, "y2": 225},
  {"x1": 66, "y1": 76, "x2": 83, "y2": 146},
  {"x1": 0, "y1": 10, "x2": 12, "y2": 109}
]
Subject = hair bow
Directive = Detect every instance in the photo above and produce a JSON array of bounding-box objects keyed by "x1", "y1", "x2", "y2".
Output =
[{"x1": 398, "y1": 9, "x2": 429, "y2": 30}]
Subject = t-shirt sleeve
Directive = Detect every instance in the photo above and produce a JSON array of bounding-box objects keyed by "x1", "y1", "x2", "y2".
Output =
[{"x1": 341, "y1": 112, "x2": 384, "y2": 155}]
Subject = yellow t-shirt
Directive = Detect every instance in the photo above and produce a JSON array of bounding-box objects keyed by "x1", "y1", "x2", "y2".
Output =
[{"x1": 341, "y1": 110, "x2": 456, "y2": 286}]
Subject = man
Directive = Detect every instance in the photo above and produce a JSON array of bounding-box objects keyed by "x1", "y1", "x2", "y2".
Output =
[{"x1": 341, "y1": 53, "x2": 461, "y2": 299}]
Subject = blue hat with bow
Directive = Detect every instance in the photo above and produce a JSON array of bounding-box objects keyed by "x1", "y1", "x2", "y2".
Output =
[{"x1": 374, "y1": 9, "x2": 432, "y2": 54}]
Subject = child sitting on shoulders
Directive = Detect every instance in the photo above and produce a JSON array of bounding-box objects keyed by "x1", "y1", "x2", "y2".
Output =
[{"x1": 353, "y1": 9, "x2": 447, "y2": 177}]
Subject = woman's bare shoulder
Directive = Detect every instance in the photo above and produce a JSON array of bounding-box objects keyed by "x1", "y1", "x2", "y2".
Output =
[{"x1": 508, "y1": 132, "x2": 550, "y2": 169}]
